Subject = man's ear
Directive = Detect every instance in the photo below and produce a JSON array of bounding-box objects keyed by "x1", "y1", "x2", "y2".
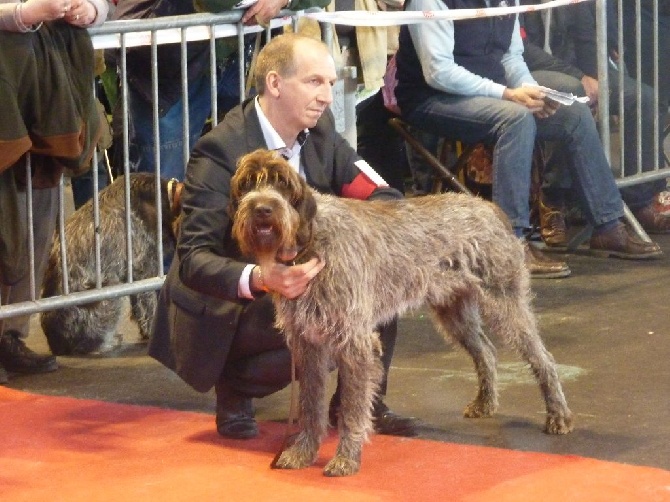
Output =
[{"x1": 266, "y1": 71, "x2": 281, "y2": 98}]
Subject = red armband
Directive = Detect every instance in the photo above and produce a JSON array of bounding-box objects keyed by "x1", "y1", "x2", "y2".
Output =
[{"x1": 342, "y1": 172, "x2": 381, "y2": 200}]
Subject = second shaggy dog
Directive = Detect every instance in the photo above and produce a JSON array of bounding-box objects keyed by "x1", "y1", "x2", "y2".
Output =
[{"x1": 41, "y1": 173, "x2": 181, "y2": 355}]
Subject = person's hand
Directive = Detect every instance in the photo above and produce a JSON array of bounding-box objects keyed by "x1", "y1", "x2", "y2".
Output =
[
  {"x1": 255, "y1": 257, "x2": 325, "y2": 299},
  {"x1": 20, "y1": 0, "x2": 74, "y2": 24},
  {"x1": 503, "y1": 86, "x2": 560, "y2": 119},
  {"x1": 63, "y1": 0, "x2": 97, "y2": 27},
  {"x1": 241, "y1": 0, "x2": 287, "y2": 27},
  {"x1": 580, "y1": 75, "x2": 599, "y2": 110}
]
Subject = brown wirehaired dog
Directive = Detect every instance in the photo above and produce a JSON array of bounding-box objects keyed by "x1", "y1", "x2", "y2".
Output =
[
  {"x1": 230, "y1": 149, "x2": 573, "y2": 477},
  {"x1": 41, "y1": 173, "x2": 182, "y2": 355}
]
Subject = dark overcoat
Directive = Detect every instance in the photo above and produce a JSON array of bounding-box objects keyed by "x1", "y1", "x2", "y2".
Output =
[{"x1": 148, "y1": 98, "x2": 400, "y2": 392}]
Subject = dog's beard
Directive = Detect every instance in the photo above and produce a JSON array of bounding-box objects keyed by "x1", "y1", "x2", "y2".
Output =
[{"x1": 232, "y1": 191, "x2": 300, "y2": 263}]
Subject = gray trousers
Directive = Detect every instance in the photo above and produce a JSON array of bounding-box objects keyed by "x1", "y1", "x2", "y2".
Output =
[{"x1": 1, "y1": 184, "x2": 59, "y2": 339}]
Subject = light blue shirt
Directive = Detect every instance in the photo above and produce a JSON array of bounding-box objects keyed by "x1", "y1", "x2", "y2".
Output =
[{"x1": 405, "y1": 0, "x2": 537, "y2": 98}]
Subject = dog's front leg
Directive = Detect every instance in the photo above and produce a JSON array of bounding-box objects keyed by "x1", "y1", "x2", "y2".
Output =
[
  {"x1": 324, "y1": 337, "x2": 383, "y2": 477},
  {"x1": 274, "y1": 338, "x2": 329, "y2": 470}
]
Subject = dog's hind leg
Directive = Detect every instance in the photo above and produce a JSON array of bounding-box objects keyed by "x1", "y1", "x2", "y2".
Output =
[
  {"x1": 324, "y1": 333, "x2": 383, "y2": 477},
  {"x1": 129, "y1": 291, "x2": 158, "y2": 340},
  {"x1": 430, "y1": 294, "x2": 499, "y2": 418},
  {"x1": 275, "y1": 338, "x2": 330, "y2": 471},
  {"x1": 482, "y1": 291, "x2": 574, "y2": 434}
]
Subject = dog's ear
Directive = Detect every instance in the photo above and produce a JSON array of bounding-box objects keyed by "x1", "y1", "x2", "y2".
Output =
[{"x1": 295, "y1": 187, "x2": 317, "y2": 251}]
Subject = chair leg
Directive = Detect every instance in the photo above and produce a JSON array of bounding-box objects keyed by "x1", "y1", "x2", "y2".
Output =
[{"x1": 388, "y1": 117, "x2": 472, "y2": 196}]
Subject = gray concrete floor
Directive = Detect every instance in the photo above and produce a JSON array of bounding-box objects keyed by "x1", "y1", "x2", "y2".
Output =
[{"x1": 6, "y1": 231, "x2": 670, "y2": 472}]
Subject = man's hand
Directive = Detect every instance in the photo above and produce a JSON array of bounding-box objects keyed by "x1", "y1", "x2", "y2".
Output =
[
  {"x1": 255, "y1": 257, "x2": 325, "y2": 299},
  {"x1": 241, "y1": 0, "x2": 286, "y2": 27},
  {"x1": 502, "y1": 86, "x2": 560, "y2": 119},
  {"x1": 581, "y1": 75, "x2": 599, "y2": 110}
]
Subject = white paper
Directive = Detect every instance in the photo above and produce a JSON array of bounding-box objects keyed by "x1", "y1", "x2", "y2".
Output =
[
  {"x1": 522, "y1": 83, "x2": 590, "y2": 106},
  {"x1": 233, "y1": 0, "x2": 258, "y2": 9}
]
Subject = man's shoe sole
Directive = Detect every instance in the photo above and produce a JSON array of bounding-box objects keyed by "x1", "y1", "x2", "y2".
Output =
[
  {"x1": 530, "y1": 268, "x2": 572, "y2": 279},
  {"x1": 586, "y1": 248, "x2": 663, "y2": 260}
]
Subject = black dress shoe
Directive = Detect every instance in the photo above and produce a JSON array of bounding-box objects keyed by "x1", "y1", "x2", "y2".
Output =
[
  {"x1": 215, "y1": 383, "x2": 258, "y2": 439},
  {"x1": 328, "y1": 395, "x2": 419, "y2": 437},
  {"x1": 372, "y1": 402, "x2": 419, "y2": 437},
  {"x1": 0, "y1": 330, "x2": 58, "y2": 375}
]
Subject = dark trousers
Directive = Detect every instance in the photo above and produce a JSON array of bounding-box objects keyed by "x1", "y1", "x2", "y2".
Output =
[{"x1": 218, "y1": 294, "x2": 398, "y2": 400}]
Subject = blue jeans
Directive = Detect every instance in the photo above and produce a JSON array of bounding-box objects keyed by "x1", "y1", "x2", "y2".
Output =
[
  {"x1": 533, "y1": 70, "x2": 667, "y2": 211},
  {"x1": 405, "y1": 92, "x2": 624, "y2": 230},
  {"x1": 127, "y1": 60, "x2": 242, "y2": 181}
]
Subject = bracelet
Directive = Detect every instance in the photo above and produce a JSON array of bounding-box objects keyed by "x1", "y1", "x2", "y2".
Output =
[
  {"x1": 255, "y1": 266, "x2": 270, "y2": 293},
  {"x1": 15, "y1": 3, "x2": 42, "y2": 33}
]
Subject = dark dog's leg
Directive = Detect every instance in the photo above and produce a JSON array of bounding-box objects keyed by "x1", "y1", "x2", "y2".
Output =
[
  {"x1": 431, "y1": 295, "x2": 499, "y2": 418},
  {"x1": 324, "y1": 334, "x2": 383, "y2": 477},
  {"x1": 129, "y1": 291, "x2": 157, "y2": 340},
  {"x1": 482, "y1": 291, "x2": 574, "y2": 434},
  {"x1": 275, "y1": 337, "x2": 329, "y2": 470}
]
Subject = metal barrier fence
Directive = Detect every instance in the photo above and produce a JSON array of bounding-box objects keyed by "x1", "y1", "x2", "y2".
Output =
[
  {"x1": 0, "y1": 9, "x2": 339, "y2": 323},
  {"x1": 2, "y1": 0, "x2": 668, "y2": 324}
]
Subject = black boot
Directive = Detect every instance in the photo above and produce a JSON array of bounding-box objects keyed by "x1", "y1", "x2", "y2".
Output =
[
  {"x1": 215, "y1": 382, "x2": 258, "y2": 439},
  {"x1": 0, "y1": 330, "x2": 58, "y2": 375}
]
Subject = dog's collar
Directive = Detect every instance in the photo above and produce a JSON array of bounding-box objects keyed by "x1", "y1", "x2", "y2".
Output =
[{"x1": 277, "y1": 245, "x2": 314, "y2": 266}]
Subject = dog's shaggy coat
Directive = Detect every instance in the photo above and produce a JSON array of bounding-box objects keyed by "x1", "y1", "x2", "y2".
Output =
[
  {"x1": 230, "y1": 149, "x2": 573, "y2": 477},
  {"x1": 41, "y1": 173, "x2": 180, "y2": 355}
]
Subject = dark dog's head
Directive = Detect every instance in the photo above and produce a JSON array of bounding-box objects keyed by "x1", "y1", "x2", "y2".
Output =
[{"x1": 230, "y1": 149, "x2": 317, "y2": 264}]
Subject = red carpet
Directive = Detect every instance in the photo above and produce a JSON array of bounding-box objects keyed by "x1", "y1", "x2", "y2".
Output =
[{"x1": 1, "y1": 387, "x2": 669, "y2": 501}]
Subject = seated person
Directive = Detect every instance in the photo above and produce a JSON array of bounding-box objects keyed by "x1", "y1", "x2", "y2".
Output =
[
  {"x1": 394, "y1": 0, "x2": 662, "y2": 275},
  {"x1": 148, "y1": 33, "x2": 417, "y2": 439},
  {"x1": 521, "y1": 2, "x2": 670, "y2": 244}
]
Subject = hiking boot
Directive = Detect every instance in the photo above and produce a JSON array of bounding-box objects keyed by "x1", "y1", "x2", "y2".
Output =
[{"x1": 539, "y1": 199, "x2": 568, "y2": 248}]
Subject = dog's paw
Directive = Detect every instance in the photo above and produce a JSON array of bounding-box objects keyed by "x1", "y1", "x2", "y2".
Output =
[
  {"x1": 323, "y1": 455, "x2": 361, "y2": 477},
  {"x1": 545, "y1": 411, "x2": 574, "y2": 435},
  {"x1": 274, "y1": 443, "x2": 318, "y2": 470},
  {"x1": 463, "y1": 399, "x2": 496, "y2": 418}
]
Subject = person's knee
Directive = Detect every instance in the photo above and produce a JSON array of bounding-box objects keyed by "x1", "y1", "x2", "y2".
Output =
[
  {"x1": 223, "y1": 347, "x2": 293, "y2": 397},
  {"x1": 501, "y1": 105, "x2": 536, "y2": 140}
]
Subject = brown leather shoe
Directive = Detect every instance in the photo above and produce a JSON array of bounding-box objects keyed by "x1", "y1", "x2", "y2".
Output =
[
  {"x1": 524, "y1": 242, "x2": 571, "y2": 279},
  {"x1": 632, "y1": 203, "x2": 670, "y2": 234},
  {"x1": 539, "y1": 199, "x2": 568, "y2": 248},
  {"x1": 589, "y1": 222, "x2": 662, "y2": 259}
]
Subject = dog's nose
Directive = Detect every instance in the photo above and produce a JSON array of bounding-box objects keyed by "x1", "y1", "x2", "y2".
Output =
[{"x1": 254, "y1": 204, "x2": 273, "y2": 219}]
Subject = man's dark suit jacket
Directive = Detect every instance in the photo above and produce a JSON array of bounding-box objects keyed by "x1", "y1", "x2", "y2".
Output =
[{"x1": 148, "y1": 98, "x2": 400, "y2": 393}]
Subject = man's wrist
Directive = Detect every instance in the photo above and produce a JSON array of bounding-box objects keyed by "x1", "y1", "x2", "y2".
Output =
[{"x1": 252, "y1": 265, "x2": 270, "y2": 293}]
